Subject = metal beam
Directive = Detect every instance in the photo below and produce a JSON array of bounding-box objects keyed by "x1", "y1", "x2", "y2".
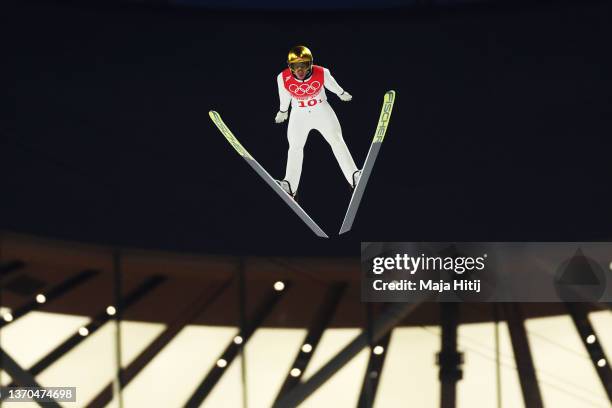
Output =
[
  {"x1": 357, "y1": 330, "x2": 391, "y2": 408},
  {"x1": 361, "y1": 302, "x2": 375, "y2": 407},
  {"x1": 85, "y1": 279, "x2": 232, "y2": 408},
  {"x1": 0, "y1": 349, "x2": 61, "y2": 407},
  {"x1": 0, "y1": 269, "x2": 100, "y2": 329},
  {"x1": 565, "y1": 302, "x2": 612, "y2": 402},
  {"x1": 112, "y1": 250, "x2": 125, "y2": 408},
  {"x1": 238, "y1": 261, "x2": 248, "y2": 408},
  {"x1": 502, "y1": 303, "x2": 543, "y2": 408},
  {"x1": 185, "y1": 282, "x2": 292, "y2": 406},
  {"x1": 275, "y1": 301, "x2": 424, "y2": 408},
  {"x1": 0, "y1": 260, "x2": 25, "y2": 280},
  {"x1": 1, "y1": 275, "x2": 166, "y2": 395},
  {"x1": 437, "y1": 303, "x2": 463, "y2": 408},
  {"x1": 273, "y1": 283, "x2": 346, "y2": 406},
  {"x1": 493, "y1": 303, "x2": 502, "y2": 408}
]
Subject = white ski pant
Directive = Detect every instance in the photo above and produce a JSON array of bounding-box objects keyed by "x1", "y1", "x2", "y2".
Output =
[{"x1": 284, "y1": 102, "x2": 358, "y2": 193}]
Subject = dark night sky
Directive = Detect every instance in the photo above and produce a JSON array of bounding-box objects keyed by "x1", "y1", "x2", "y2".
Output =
[{"x1": 5, "y1": 1, "x2": 612, "y2": 256}]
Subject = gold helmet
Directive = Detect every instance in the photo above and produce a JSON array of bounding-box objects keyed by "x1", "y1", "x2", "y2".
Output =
[{"x1": 287, "y1": 45, "x2": 313, "y2": 73}]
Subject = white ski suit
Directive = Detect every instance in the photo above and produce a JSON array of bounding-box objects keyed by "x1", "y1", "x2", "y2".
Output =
[{"x1": 276, "y1": 65, "x2": 358, "y2": 193}]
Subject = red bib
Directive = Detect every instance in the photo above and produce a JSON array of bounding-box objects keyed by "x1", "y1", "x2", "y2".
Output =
[{"x1": 282, "y1": 65, "x2": 324, "y2": 100}]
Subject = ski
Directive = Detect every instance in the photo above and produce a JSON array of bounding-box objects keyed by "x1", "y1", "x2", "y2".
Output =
[
  {"x1": 339, "y1": 90, "x2": 396, "y2": 234},
  {"x1": 209, "y1": 110, "x2": 329, "y2": 238}
]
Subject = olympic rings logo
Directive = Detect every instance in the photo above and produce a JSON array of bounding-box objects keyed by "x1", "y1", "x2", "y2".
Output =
[{"x1": 288, "y1": 81, "x2": 321, "y2": 96}]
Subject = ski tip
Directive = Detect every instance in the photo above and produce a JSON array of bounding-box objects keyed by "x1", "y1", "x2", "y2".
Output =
[
  {"x1": 208, "y1": 110, "x2": 218, "y2": 119},
  {"x1": 338, "y1": 226, "x2": 351, "y2": 235}
]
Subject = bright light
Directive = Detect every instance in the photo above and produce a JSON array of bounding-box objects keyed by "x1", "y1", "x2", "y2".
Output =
[
  {"x1": 106, "y1": 306, "x2": 117, "y2": 316},
  {"x1": 597, "y1": 359, "x2": 606, "y2": 368},
  {"x1": 217, "y1": 359, "x2": 228, "y2": 368},
  {"x1": 3, "y1": 313, "x2": 13, "y2": 322},
  {"x1": 301, "y1": 343, "x2": 313, "y2": 353},
  {"x1": 78, "y1": 327, "x2": 89, "y2": 336},
  {"x1": 36, "y1": 294, "x2": 46, "y2": 304},
  {"x1": 609, "y1": 261, "x2": 612, "y2": 271},
  {"x1": 274, "y1": 281, "x2": 285, "y2": 291},
  {"x1": 290, "y1": 368, "x2": 302, "y2": 377},
  {"x1": 586, "y1": 334, "x2": 596, "y2": 344},
  {"x1": 373, "y1": 346, "x2": 385, "y2": 355},
  {"x1": 234, "y1": 336, "x2": 243, "y2": 345}
]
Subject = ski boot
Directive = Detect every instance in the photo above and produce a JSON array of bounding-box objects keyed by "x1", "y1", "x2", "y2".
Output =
[
  {"x1": 351, "y1": 170, "x2": 362, "y2": 189},
  {"x1": 276, "y1": 179, "x2": 297, "y2": 201}
]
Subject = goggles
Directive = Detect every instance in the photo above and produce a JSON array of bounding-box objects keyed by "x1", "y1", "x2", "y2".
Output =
[{"x1": 289, "y1": 61, "x2": 312, "y2": 71}]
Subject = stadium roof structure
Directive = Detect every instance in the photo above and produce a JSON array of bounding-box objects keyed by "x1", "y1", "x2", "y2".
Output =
[{"x1": 1, "y1": 232, "x2": 610, "y2": 407}]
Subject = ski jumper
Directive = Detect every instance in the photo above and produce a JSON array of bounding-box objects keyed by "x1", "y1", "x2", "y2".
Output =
[{"x1": 277, "y1": 65, "x2": 358, "y2": 192}]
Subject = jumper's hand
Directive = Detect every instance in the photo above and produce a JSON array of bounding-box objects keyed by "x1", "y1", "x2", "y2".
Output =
[
  {"x1": 339, "y1": 91, "x2": 352, "y2": 102},
  {"x1": 275, "y1": 110, "x2": 288, "y2": 123}
]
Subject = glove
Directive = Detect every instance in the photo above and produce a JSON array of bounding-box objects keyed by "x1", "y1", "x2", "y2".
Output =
[
  {"x1": 339, "y1": 91, "x2": 352, "y2": 102},
  {"x1": 275, "y1": 110, "x2": 288, "y2": 123}
]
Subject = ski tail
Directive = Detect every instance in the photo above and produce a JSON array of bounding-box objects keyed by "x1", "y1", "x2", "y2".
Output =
[
  {"x1": 339, "y1": 90, "x2": 396, "y2": 234},
  {"x1": 209, "y1": 110, "x2": 329, "y2": 238}
]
